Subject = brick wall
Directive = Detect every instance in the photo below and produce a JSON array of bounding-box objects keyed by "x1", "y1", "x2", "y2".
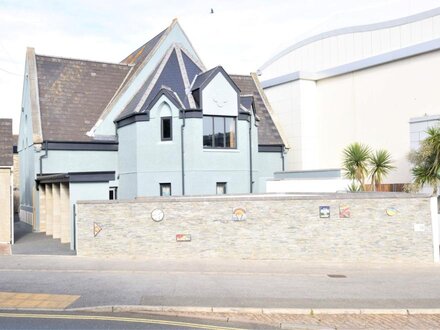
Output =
[{"x1": 76, "y1": 193, "x2": 436, "y2": 262}]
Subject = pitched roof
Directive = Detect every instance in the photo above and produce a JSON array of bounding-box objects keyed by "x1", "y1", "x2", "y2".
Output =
[
  {"x1": 0, "y1": 119, "x2": 13, "y2": 166},
  {"x1": 230, "y1": 75, "x2": 284, "y2": 146},
  {"x1": 191, "y1": 66, "x2": 218, "y2": 91},
  {"x1": 120, "y1": 28, "x2": 167, "y2": 86},
  {"x1": 35, "y1": 55, "x2": 132, "y2": 141},
  {"x1": 240, "y1": 96, "x2": 254, "y2": 112},
  {"x1": 117, "y1": 46, "x2": 203, "y2": 121}
]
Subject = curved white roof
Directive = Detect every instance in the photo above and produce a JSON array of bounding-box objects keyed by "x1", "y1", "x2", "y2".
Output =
[{"x1": 259, "y1": 7, "x2": 440, "y2": 81}]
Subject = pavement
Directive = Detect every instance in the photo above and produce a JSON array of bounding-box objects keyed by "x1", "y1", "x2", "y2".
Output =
[{"x1": 11, "y1": 221, "x2": 74, "y2": 256}]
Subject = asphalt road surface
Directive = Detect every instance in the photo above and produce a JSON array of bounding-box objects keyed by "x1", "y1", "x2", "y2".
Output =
[
  {"x1": 1, "y1": 255, "x2": 440, "y2": 309},
  {"x1": 0, "y1": 312, "x2": 271, "y2": 330}
]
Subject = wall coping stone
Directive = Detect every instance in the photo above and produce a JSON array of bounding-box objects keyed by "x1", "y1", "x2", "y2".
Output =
[{"x1": 77, "y1": 192, "x2": 430, "y2": 204}]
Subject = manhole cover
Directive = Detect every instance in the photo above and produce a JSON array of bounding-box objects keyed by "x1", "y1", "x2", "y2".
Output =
[{"x1": 327, "y1": 274, "x2": 347, "y2": 278}]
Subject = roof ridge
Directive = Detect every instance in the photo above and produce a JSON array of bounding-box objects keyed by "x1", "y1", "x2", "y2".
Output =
[
  {"x1": 35, "y1": 53, "x2": 132, "y2": 67},
  {"x1": 120, "y1": 28, "x2": 167, "y2": 64},
  {"x1": 88, "y1": 20, "x2": 177, "y2": 137}
]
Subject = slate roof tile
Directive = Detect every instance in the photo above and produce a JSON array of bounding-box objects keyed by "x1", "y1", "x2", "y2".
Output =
[
  {"x1": 120, "y1": 29, "x2": 166, "y2": 87},
  {"x1": 230, "y1": 75, "x2": 283, "y2": 146},
  {"x1": 36, "y1": 55, "x2": 131, "y2": 141}
]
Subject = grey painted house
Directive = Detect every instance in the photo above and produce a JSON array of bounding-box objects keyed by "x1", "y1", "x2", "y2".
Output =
[{"x1": 19, "y1": 19, "x2": 285, "y2": 249}]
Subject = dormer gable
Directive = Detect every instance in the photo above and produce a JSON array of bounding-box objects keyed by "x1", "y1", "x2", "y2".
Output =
[{"x1": 192, "y1": 66, "x2": 240, "y2": 117}]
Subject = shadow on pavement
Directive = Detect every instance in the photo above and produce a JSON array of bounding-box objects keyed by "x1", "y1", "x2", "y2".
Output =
[{"x1": 12, "y1": 216, "x2": 75, "y2": 256}]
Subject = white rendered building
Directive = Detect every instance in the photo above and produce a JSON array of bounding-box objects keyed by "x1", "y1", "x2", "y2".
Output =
[{"x1": 259, "y1": 7, "x2": 440, "y2": 186}]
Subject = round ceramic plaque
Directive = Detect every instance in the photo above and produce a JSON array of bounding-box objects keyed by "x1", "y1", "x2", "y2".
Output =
[
  {"x1": 151, "y1": 208, "x2": 164, "y2": 222},
  {"x1": 386, "y1": 207, "x2": 397, "y2": 216}
]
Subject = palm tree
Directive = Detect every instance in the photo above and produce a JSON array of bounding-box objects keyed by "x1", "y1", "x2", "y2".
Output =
[
  {"x1": 369, "y1": 149, "x2": 395, "y2": 191},
  {"x1": 342, "y1": 142, "x2": 371, "y2": 191},
  {"x1": 409, "y1": 126, "x2": 440, "y2": 195}
]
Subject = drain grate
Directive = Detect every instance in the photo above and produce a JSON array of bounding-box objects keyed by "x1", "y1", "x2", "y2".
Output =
[{"x1": 327, "y1": 274, "x2": 347, "y2": 278}]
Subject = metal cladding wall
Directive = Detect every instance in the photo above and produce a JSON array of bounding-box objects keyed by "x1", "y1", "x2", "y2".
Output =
[{"x1": 76, "y1": 193, "x2": 438, "y2": 262}]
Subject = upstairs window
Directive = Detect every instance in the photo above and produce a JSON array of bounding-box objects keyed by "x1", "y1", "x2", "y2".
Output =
[
  {"x1": 203, "y1": 116, "x2": 236, "y2": 148},
  {"x1": 161, "y1": 117, "x2": 172, "y2": 141}
]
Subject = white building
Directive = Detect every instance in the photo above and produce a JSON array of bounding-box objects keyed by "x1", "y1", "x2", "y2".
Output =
[{"x1": 259, "y1": 7, "x2": 440, "y2": 186}]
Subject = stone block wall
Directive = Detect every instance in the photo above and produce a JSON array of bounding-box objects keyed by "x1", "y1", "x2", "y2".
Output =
[
  {"x1": 0, "y1": 168, "x2": 12, "y2": 243},
  {"x1": 76, "y1": 193, "x2": 436, "y2": 262}
]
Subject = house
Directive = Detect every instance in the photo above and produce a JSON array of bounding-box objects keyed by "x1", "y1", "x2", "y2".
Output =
[
  {"x1": 13, "y1": 135, "x2": 19, "y2": 214},
  {"x1": 19, "y1": 19, "x2": 285, "y2": 249},
  {"x1": 259, "y1": 7, "x2": 440, "y2": 190},
  {"x1": 0, "y1": 119, "x2": 13, "y2": 244}
]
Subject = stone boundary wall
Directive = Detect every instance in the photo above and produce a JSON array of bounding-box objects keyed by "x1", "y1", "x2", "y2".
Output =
[
  {"x1": 0, "y1": 168, "x2": 12, "y2": 243},
  {"x1": 76, "y1": 193, "x2": 437, "y2": 262}
]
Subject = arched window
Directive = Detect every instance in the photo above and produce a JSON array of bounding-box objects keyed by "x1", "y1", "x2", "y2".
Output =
[{"x1": 159, "y1": 103, "x2": 172, "y2": 141}]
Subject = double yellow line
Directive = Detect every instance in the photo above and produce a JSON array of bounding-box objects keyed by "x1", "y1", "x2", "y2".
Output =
[{"x1": 0, "y1": 312, "x2": 245, "y2": 330}]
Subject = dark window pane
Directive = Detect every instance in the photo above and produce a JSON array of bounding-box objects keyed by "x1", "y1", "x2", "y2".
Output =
[
  {"x1": 160, "y1": 183, "x2": 171, "y2": 196},
  {"x1": 203, "y1": 116, "x2": 213, "y2": 147},
  {"x1": 225, "y1": 117, "x2": 236, "y2": 148},
  {"x1": 214, "y1": 117, "x2": 225, "y2": 148},
  {"x1": 109, "y1": 187, "x2": 117, "y2": 200},
  {"x1": 216, "y1": 182, "x2": 227, "y2": 194},
  {"x1": 161, "y1": 117, "x2": 172, "y2": 140}
]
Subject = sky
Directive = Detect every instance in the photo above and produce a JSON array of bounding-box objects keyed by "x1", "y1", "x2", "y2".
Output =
[{"x1": 1, "y1": 0, "x2": 440, "y2": 133}]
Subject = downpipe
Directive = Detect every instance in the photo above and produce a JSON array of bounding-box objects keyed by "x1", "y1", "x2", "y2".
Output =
[{"x1": 181, "y1": 111, "x2": 186, "y2": 195}]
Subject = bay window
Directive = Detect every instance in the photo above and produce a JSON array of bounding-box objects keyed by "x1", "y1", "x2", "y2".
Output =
[{"x1": 203, "y1": 116, "x2": 236, "y2": 149}]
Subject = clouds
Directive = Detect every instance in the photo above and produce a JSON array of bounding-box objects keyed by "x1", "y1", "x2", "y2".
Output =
[{"x1": 1, "y1": 0, "x2": 439, "y2": 132}]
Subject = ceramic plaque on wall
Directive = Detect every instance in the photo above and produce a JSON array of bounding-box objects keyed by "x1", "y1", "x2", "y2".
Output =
[
  {"x1": 339, "y1": 205, "x2": 351, "y2": 218},
  {"x1": 319, "y1": 206, "x2": 330, "y2": 218},
  {"x1": 232, "y1": 207, "x2": 247, "y2": 221},
  {"x1": 94, "y1": 223, "x2": 102, "y2": 237},
  {"x1": 176, "y1": 234, "x2": 191, "y2": 242},
  {"x1": 386, "y1": 207, "x2": 397, "y2": 216}
]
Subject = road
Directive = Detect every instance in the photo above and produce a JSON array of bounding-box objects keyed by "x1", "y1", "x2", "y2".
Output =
[
  {"x1": 0, "y1": 311, "x2": 267, "y2": 330},
  {"x1": 1, "y1": 255, "x2": 440, "y2": 309}
]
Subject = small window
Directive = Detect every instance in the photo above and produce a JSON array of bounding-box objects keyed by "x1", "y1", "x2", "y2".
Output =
[
  {"x1": 160, "y1": 183, "x2": 172, "y2": 196},
  {"x1": 216, "y1": 182, "x2": 227, "y2": 195},
  {"x1": 161, "y1": 117, "x2": 172, "y2": 141},
  {"x1": 109, "y1": 187, "x2": 117, "y2": 200}
]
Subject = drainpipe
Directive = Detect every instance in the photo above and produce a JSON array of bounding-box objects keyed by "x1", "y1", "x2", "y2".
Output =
[
  {"x1": 249, "y1": 117, "x2": 253, "y2": 193},
  {"x1": 39, "y1": 141, "x2": 48, "y2": 175},
  {"x1": 181, "y1": 111, "x2": 186, "y2": 195},
  {"x1": 281, "y1": 146, "x2": 285, "y2": 172}
]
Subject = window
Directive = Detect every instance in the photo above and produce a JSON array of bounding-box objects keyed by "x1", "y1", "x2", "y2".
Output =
[
  {"x1": 203, "y1": 116, "x2": 236, "y2": 148},
  {"x1": 160, "y1": 183, "x2": 171, "y2": 196},
  {"x1": 161, "y1": 117, "x2": 172, "y2": 141},
  {"x1": 109, "y1": 187, "x2": 117, "y2": 200},
  {"x1": 216, "y1": 182, "x2": 227, "y2": 195}
]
